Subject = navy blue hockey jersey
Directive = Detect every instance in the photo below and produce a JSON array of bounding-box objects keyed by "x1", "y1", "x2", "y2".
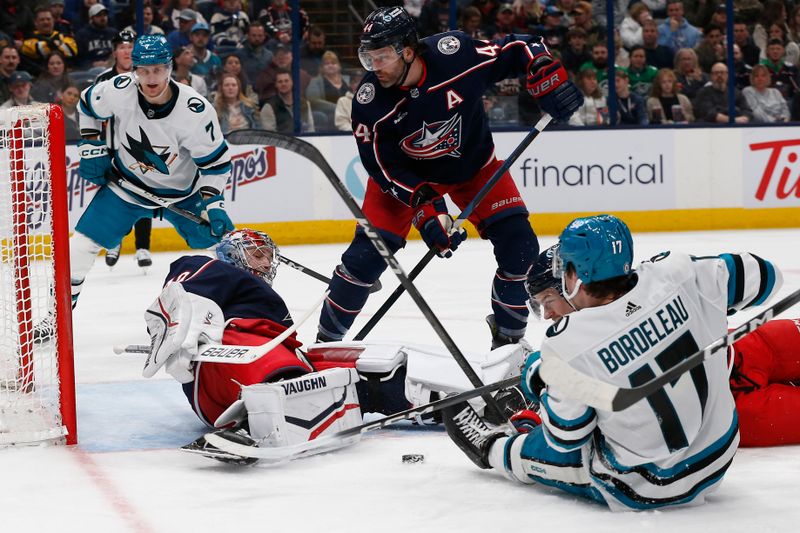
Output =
[
  {"x1": 165, "y1": 255, "x2": 293, "y2": 328},
  {"x1": 351, "y1": 31, "x2": 548, "y2": 206}
]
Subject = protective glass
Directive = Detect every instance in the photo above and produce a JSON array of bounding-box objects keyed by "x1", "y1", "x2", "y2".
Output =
[
  {"x1": 551, "y1": 250, "x2": 566, "y2": 279},
  {"x1": 358, "y1": 45, "x2": 402, "y2": 71}
]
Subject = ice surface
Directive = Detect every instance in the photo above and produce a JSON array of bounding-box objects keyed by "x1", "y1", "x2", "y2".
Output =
[{"x1": 1, "y1": 229, "x2": 799, "y2": 531}]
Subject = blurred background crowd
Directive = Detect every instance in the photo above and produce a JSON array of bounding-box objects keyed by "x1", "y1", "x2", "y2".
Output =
[{"x1": 1, "y1": 0, "x2": 797, "y2": 138}]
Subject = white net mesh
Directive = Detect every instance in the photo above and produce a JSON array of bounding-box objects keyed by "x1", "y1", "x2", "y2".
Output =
[{"x1": 0, "y1": 105, "x2": 67, "y2": 445}]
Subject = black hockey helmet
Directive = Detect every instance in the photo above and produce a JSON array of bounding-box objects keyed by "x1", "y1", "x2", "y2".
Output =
[
  {"x1": 526, "y1": 244, "x2": 563, "y2": 298},
  {"x1": 359, "y1": 6, "x2": 418, "y2": 52},
  {"x1": 112, "y1": 29, "x2": 136, "y2": 49}
]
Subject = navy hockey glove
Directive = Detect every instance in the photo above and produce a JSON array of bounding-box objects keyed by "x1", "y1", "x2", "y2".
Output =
[
  {"x1": 411, "y1": 189, "x2": 466, "y2": 259},
  {"x1": 520, "y1": 350, "x2": 545, "y2": 403},
  {"x1": 77, "y1": 138, "x2": 111, "y2": 186},
  {"x1": 201, "y1": 194, "x2": 235, "y2": 239},
  {"x1": 526, "y1": 56, "x2": 583, "y2": 123}
]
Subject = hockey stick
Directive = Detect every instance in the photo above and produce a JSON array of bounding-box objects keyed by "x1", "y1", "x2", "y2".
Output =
[
  {"x1": 541, "y1": 287, "x2": 800, "y2": 412},
  {"x1": 117, "y1": 290, "x2": 328, "y2": 363},
  {"x1": 353, "y1": 114, "x2": 553, "y2": 341},
  {"x1": 104, "y1": 172, "x2": 380, "y2": 292},
  {"x1": 195, "y1": 374, "x2": 520, "y2": 462},
  {"x1": 226, "y1": 129, "x2": 505, "y2": 420}
]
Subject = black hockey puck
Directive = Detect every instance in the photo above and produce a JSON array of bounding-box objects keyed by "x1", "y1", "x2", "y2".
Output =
[{"x1": 402, "y1": 454, "x2": 424, "y2": 464}]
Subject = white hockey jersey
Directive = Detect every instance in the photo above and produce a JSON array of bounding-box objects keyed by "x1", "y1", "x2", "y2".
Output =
[
  {"x1": 538, "y1": 251, "x2": 782, "y2": 510},
  {"x1": 78, "y1": 74, "x2": 231, "y2": 207}
]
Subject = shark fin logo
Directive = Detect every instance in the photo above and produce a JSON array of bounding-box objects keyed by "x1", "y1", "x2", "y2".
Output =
[
  {"x1": 123, "y1": 126, "x2": 176, "y2": 174},
  {"x1": 400, "y1": 114, "x2": 462, "y2": 160}
]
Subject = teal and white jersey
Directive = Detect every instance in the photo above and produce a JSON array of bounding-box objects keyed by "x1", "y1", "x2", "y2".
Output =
[
  {"x1": 79, "y1": 74, "x2": 231, "y2": 207},
  {"x1": 538, "y1": 251, "x2": 782, "y2": 510}
]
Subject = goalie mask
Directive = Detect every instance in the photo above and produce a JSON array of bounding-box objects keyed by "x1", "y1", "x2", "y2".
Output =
[{"x1": 216, "y1": 229, "x2": 280, "y2": 285}]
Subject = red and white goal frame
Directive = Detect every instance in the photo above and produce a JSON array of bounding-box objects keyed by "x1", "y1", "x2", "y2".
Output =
[{"x1": 1, "y1": 104, "x2": 76, "y2": 445}]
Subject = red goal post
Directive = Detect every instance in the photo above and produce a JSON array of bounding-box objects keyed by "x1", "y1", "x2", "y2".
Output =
[{"x1": 1, "y1": 103, "x2": 76, "y2": 445}]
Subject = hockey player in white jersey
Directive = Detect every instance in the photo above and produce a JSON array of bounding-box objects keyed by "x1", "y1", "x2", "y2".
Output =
[
  {"x1": 443, "y1": 214, "x2": 783, "y2": 511},
  {"x1": 34, "y1": 34, "x2": 235, "y2": 341}
]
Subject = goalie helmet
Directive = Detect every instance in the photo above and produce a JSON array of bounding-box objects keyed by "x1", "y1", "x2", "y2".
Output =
[
  {"x1": 554, "y1": 214, "x2": 633, "y2": 284},
  {"x1": 216, "y1": 229, "x2": 280, "y2": 285}
]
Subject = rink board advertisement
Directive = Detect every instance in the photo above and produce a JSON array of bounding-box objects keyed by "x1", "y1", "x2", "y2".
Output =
[
  {"x1": 742, "y1": 128, "x2": 800, "y2": 208},
  {"x1": 60, "y1": 126, "x2": 799, "y2": 241}
]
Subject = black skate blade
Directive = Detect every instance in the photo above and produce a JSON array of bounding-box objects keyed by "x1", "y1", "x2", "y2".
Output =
[{"x1": 180, "y1": 435, "x2": 259, "y2": 466}]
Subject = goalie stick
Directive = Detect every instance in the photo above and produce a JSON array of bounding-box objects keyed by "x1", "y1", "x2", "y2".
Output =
[
  {"x1": 186, "y1": 375, "x2": 520, "y2": 463},
  {"x1": 116, "y1": 290, "x2": 328, "y2": 363},
  {"x1": 105, "y1": 171, "x2": 381, "y2": 292},
  {"x1": 540, "y1": 287, "x2": 800, "y2": 412},
  {"x1": 354, "y1": 114, "x2": 553, "y2": 341},
  {"x1": 227, "y1": 129, "x2": 505, "y2": 420}
]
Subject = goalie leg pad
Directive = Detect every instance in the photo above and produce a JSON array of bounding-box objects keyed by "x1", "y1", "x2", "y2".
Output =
[{"x1": 243, "y1": 367, "x2": 362, "y2": 453}]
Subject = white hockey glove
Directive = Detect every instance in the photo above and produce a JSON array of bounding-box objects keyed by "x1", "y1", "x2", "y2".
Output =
[{"x1": 143, "y1": 282, "x2": 225, "y2": 383}]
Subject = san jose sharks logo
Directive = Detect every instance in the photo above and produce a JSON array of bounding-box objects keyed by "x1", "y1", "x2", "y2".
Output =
[
  {"x1": 399, "y1": 114, "x2": 462, "y2": 160},
  {"x1": 123, "y1": 127, "x2": 177, "y2": 174}
]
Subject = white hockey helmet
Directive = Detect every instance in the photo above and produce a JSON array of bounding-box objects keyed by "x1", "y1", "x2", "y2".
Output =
[{"x1": 216, "y1": 229, "x2": 280, "y2": 285}]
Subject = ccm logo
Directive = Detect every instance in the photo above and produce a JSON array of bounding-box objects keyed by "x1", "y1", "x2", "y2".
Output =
[
  {"x1": 491, "y1": 196, "x2": 522, "y2": 210},
  {"x1": 529, "y1": 73, "x2": 560, "y2": 96},
  {"x1": 79, "y1": 147, "x2": 107, "y2": 157}
]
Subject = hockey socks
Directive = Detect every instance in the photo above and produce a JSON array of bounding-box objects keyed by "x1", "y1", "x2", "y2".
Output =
[{"x1": 318, "y1": 265, "x2": 374, "y2": 341}]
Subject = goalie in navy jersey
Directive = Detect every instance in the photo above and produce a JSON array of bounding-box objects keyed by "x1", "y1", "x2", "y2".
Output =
[
  {"x1": 315, "y1": 6, "x2": 582, "y2": 349},
  {"x1": 443, "y1": 214, "x2": 783, "y2": 511},
  {"x1": 141, "y1": 228, "x2": 530, "y2": 463}
]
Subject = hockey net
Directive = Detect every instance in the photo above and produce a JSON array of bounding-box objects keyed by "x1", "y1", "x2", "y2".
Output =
[{"x1": 0, "y1": 104, "x2": 76, "y2": 446}]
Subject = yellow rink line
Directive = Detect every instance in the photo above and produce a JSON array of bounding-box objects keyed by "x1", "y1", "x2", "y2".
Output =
[{"x1": 109, "y1": 206, "x2": 800, "y2": 254}]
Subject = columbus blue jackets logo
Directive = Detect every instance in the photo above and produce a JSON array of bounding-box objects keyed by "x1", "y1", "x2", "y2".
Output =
[
  {"x1": 400, "y1": 115, "x2": 462, "y2": 160},
  {"x1": 123, "y1": 126, "x2": 177, "y2": 174},
  {"x1": 437, "y1": 36, "x2": 460, "y2": 55},
  {"x1": 356, "y1": 83, "x2": 375, "y2": 104}
]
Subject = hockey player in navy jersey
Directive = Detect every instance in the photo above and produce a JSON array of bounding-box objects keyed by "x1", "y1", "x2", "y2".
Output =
[
  {"x1": 316, "y1": 6, "x2": 582, "y2": 348},
  {"x1": 141, "y1": 229, "x2": 529, "y2": 463},
  {"x1": 33, "y1": 34, "x2": 235, "y2": 342},
  {"x1": 443, "y1": 214, "x2": 783, "y2": 511}
]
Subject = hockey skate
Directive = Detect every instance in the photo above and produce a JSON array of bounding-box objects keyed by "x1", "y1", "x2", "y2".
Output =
[
  {"x1": 181, "y1": 428, "x2": 260, "y2": 466},
  {"x1": 135, "y1": 249, "x2": 152, "y2": 270},
  {"x1": 105, "y1": 245, "x2": 120, "y2": 267},
  {"x1": 442, "y1": 400, "x2": 507, "y2": 469},
  {"x1": 486, "y1": 314, "x2": 523, "y2": 350},
  {"x1": 32, "y1": 313, "x2": 56, "y2": 344}
]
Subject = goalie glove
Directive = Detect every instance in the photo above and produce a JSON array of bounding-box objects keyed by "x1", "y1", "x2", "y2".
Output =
[{"x1": 143, "y1": 282, "x2": 225, "y2": 383}]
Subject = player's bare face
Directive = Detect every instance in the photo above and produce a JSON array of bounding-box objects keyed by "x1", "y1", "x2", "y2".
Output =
[
  {"x1": 135, "y1": 64, "x2": 171, "y2": 102},
  {"x1": 533, "y1": 288, "x2": 574, "y2": 321},
  {"x1": 116, "y1": 42, "x2": 134, "y2": 72}
]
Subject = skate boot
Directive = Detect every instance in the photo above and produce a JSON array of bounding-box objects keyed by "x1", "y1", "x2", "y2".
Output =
[
  {"x1": 135, "y1": 249, "x2": 153, "y2": 269},
  {"x1": 442, "y1": 401, "x2": 507, "y2": 469},
  {"x1": 105, "y1": 245, "x2": 121, "y2": 267},
  {"x1": 32, "y1": 313, "x2": 56, "y2": 343}
]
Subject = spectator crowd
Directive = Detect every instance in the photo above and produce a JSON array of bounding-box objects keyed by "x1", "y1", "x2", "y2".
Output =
[{"x1": 1, "y1": 0, "x2": 798, "y2": 137}]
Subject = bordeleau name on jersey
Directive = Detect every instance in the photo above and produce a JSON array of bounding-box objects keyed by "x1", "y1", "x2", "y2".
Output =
[{"x1": 597, "y1": 294, "x2": 690, "y2": 374}]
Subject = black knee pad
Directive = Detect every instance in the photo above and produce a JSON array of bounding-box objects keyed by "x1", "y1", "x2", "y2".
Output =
[{"x1": 485, "y1": 215, "x2": 539, "y2": 275}]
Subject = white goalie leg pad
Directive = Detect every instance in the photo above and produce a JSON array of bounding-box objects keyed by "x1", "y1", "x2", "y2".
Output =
[
  {"x1": 242, "y1": 367, "x2": 362, "y2": 455},
  {"x1": 404, "y1": 341, "x2": 531, "y2": 407},
  {"x1": 142, "y1": 282, "x2": 225, "y2": 382}
]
